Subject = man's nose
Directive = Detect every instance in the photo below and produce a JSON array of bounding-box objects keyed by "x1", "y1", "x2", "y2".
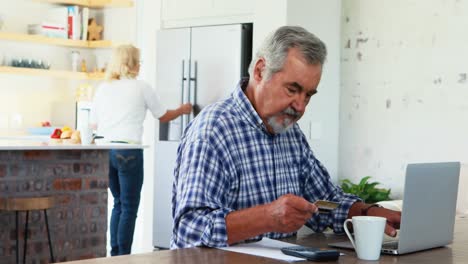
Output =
[{"x1": 291, "y1": 95, "x2": 306, "y2": 114}]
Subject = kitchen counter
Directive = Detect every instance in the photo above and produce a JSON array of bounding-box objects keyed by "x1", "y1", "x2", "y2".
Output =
[
  {"x1": 0, "y1": 136, "x2": 147, "y2": 150},
  {"x1": 0, "y1": 137, "x2": 147, "y2": 263}
]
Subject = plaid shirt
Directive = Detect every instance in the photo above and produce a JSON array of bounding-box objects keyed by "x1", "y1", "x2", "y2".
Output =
[{"x1": 171, "y1": 80, "x2": 360, "y2": 249}]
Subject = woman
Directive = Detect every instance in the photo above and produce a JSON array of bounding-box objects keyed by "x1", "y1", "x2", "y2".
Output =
[{"x1": 90, "y1": 44, "x2": 191, "y2": 256}]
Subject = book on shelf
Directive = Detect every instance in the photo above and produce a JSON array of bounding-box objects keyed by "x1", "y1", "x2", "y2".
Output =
[
  {"x1": 67, "y1": 5, "x2": 81, "y2": 40},
  {"x1": 81, "y1": 7, "x2": 89, "y2": 41},
  {"x1": 41, "y1": 23, "x2": 68, "y2": 39},
  {"x1": 43, "y1": 6, "x2": 68, "y2": 39},
  {"x1": 40, "y1": 5, "x2": 92, "y2": 41}
]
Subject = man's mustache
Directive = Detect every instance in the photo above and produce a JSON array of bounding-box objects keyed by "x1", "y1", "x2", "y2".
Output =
[{"x1": 283, "y1": 107, "x2": 301, "y2": 119}]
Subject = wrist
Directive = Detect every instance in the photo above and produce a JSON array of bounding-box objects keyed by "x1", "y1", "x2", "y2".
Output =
[
  {"x1": 262, "y1": 203, "x2": 274, "y2": 231},
  {"x1": 361, "y1": 203, "x2": 382, "y2": 216},
  {"x1": 177, "y1": 107, "x2": 185, "y2": 116}
]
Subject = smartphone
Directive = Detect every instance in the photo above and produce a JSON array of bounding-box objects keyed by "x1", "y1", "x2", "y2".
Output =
[{"x1": 281, "y1": 246, "x2": 340, "y2": 261}]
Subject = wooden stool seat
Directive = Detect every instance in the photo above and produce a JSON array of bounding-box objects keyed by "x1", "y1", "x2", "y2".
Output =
[
  {"x1": 0, "y1": 196, "x2": 55, "y2": 211},
  {"x1": 0, "y1": 196, "x2": 56, "y2": 264}
]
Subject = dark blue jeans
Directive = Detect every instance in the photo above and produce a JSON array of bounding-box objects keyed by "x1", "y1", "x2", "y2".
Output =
[{"x1": 108, "y1": 149, "x2": 143, "y2": 256}]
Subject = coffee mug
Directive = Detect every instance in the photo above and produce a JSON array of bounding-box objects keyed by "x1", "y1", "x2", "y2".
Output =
[
  {"x1": 81, "y1": 127, "x2": 93, "y2": 145},
  {"x1": 344, "y1": 216, "x2": 386, "y2": 260}
]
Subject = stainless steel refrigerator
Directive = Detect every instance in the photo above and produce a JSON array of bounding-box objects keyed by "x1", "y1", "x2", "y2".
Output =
[{"x1": 153, "y1": 23, "x2": 252, "y2": 249}]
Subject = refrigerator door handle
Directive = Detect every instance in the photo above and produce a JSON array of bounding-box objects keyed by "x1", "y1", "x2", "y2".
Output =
[
  {"x1": 184, "y1": 59, "x2": 193, "y2": 129},
  {"x1": 190, "y1": 61, "x2": 200, "y2": 118},
  {"x1": 181, "y1": 59, "x2": 186, "y2": 105},
  {"x1": 180, "y1": 59, "x2": 188, "y2": 137}
]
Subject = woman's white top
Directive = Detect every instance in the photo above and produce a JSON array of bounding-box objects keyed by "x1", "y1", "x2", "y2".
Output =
[{"x1": 90, "y1": 79, "x2": 167, "y2": 143}]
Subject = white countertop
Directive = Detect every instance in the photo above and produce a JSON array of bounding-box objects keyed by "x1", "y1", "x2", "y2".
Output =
[{"x1": 0, "y1": 136, "x2": 147, "y2": 150}]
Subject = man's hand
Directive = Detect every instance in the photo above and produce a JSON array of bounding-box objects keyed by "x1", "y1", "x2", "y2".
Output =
[
  {"x1": 225, "y1": 194, "x2": 317, "y2": 245},
  {"x1": 366, "y1": 206, "x2": 401, "y2": 237},
  {"x1": 266, "y1": 194, "x2": 317, "y2": 233},
  {"x1": 348, "y1": 202, "x2": 401, "y2": 237}
]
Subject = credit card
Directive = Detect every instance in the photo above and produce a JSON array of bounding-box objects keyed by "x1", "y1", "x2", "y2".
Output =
[{"x1": 315, "y1": 200, "x2": 340, "y2": 214}]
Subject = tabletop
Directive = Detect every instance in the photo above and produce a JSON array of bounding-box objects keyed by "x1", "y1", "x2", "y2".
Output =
[{"x1": 62, "y1": 216, "x2": 468, "y2": 264}]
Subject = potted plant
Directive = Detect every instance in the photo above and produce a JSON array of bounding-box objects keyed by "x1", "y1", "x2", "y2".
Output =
[{"x1": 340, "y1": 176, "x2": 391, "y2": 203}]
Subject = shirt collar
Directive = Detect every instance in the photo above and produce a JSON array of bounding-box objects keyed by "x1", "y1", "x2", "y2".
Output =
[{"x1": 232, "y1": 78, "x2": 269, "y2": 132}]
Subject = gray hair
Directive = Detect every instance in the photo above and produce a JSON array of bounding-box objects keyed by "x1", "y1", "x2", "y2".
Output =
[{"x1": 248, "y1": 26, "x2": 327, "y2": 80}]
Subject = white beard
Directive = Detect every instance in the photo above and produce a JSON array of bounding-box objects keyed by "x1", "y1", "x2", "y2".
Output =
[
  {"x1": 267, "y1": 115, "x2": 295, "y2": 134},
  {"x1": 266, "y1": 107, "x2": 301, "y2": 134}
]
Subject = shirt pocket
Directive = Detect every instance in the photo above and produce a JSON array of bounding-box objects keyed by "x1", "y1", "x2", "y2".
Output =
[{"x1": 277, "y1": 155, "x2": 303, "y2": 196}]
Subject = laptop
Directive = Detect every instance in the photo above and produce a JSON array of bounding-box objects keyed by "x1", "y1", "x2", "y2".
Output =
[{"x1": 329, "y1": 162, "x2": 460, "y2": 255}]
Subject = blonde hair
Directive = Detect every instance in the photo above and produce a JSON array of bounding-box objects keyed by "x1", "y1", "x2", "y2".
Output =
[{"x1": 105, "y1": 44, "x2": 140, "y2": 80}]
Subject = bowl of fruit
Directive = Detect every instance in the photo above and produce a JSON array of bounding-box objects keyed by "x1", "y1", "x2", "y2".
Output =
[
  {"x1": 50, "y1": 126, "x2": 81, "y2": 144},
  {"x1": 27, "y1": 121, "x2": 56, "y2": 135}
]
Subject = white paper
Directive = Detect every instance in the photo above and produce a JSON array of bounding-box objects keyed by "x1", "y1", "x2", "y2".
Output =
[{"x1": 217, "y1": 238, "x2": 304, "y2": 262}]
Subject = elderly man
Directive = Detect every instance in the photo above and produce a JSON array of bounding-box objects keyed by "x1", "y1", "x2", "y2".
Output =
[{"x1": 171, "y1": 26, "x2": 401, "y2": 248}]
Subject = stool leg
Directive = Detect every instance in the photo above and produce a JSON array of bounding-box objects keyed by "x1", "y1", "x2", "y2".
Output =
[
  {"x1": 23, "y1": 211, "x2": 29, "y2": 264},
  {"x1": 15, "y1": 211, "x2": 19, "y2": 264},
  {"x1": 44, "y1": 209, "x2": 55, "y2": 263}
]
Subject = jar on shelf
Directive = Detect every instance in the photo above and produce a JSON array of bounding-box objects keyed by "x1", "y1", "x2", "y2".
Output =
[{"x1": 70, "y1": 50, "x2": 81, "y2": 72}]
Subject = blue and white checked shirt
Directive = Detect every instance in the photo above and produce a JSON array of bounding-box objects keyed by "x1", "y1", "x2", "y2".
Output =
[{"x1": 171, "y1": 80, "x2": 360, "y2": 249}]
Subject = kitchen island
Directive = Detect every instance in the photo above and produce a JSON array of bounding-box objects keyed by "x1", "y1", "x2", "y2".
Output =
[{"x1": 0, "y1": 137, "x2": 146, "y2": 263}]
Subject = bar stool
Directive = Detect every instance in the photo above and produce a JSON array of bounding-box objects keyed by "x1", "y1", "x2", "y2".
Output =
[{"x1": 0, "y1": 196, "x2": 55, "y2": 264}]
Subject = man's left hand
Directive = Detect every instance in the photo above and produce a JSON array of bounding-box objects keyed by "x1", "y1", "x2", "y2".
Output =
[
  {"x1": 366, "y1": 206, "x2": 401, "y2": 237},
  {"x1": 348, "y1": 202, "x2": 401, "y2": 237}
]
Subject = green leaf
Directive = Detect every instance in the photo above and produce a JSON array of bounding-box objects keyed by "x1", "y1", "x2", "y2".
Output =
[
  {"x1": 363, "y1": 182, "x2": 379, "y2": 193},
  {"x1": 358, "y1": 176, "x2": 372, "y2": 186},
  {"x1": 340, "y1": 176, "x2": 391, "y2": 203}
]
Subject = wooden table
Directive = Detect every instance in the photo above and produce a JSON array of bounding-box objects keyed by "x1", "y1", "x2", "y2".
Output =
[{"x1": 63, "y1": 217, "x2": 468, "y2": 264}]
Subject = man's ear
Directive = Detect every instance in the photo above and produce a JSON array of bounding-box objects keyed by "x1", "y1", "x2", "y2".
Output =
[{"x1": 253, "y1": 58, "x2": 266, "y2": 82}]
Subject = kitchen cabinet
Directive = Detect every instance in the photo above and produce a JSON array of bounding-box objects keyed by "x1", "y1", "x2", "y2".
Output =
[{"x1": 161, "y1": 0, "x2": 253, "y2": 28}]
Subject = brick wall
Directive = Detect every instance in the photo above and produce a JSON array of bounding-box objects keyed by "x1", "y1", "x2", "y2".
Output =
[{"x1": 0, "y1": 150, "x2": 109, "y2": 263}]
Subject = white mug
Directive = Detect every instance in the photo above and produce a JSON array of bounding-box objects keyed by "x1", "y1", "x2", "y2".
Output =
[
  {"x1": 344, "y1": 216, "x2": 386, "y2": 260},
  {"x1": 81, "y1": 127, "x2": 93, "y2": 145}
]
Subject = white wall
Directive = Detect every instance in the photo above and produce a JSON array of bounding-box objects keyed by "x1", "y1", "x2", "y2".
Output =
[
  {"x1": 339, "y1": 0, "x2": 468, "y2": 198},
  {"x1": 288, "y1": 0, "x2": 341, "y2": 182},
  {"x1": 129, "y1": 0, "x2": 161, "y2": 254},
  {"x1": 0, "y1": 73, "x2": 74, "y2": 132},
  {"x1": 252, "y1": 0, "x2": 287, "y2": 50}
]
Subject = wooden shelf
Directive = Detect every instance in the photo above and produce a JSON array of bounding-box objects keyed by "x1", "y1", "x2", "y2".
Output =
[
  {"x1": 0, "y1": 66, "x2": 104, "y2": 80},
  {"x1": 33, "y1": 0, "x2": 134, "y2": 8},
  {"x1": 0, "y1": 32, "x2": 112, "y2": 48}
]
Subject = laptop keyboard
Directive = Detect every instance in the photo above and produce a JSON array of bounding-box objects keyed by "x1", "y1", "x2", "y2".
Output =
[{"x1": 382, "y1": 241, "x2": 399, "y2": 249}]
